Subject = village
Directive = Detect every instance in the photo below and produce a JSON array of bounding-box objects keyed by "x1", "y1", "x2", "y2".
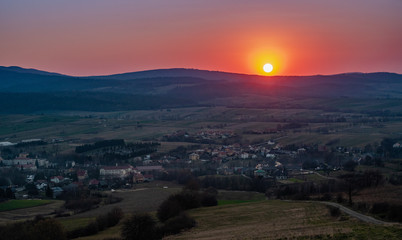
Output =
[{"x1": 2, "y1": 133, "x2": 396, "y2": 201}]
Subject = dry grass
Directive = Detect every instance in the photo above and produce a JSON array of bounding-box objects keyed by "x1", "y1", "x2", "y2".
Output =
[
  {"x1": 61, "y1": 185, "x2": 181, "y2": 220},
  {"x1": 165, "y1": 200, "x2": 402, "y2": 240}
]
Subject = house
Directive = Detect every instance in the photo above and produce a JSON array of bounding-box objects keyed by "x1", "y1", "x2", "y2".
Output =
[
  {"x1": 51, "y1": 187, "x2": 64, "y2": 198},
  {"x1": 26, "y1": 175, "x2": 35, "y2": 183},
  {"x1": 143, "y1": 174, "x2": 154, "y2": 182},
  {"x1": 189, "y1": 153, "x2": 200, "y2": 161},
  {"x1": 240, "y1": 152, "x2": 249, "y2": 159},
  {"x1": 254, "y1": 169, "x2": 266, "y2": 177},
  {"x1": 133, "y1": 173, "x2": 145, "y2": 183},
  {"x1": 17, "y1": 164, "x2": 37, "y2": 171},
  {"x1": 76, "y1": 169, "x2": 88, "y2": 181},
  {"x1": 50, "y1": 176, "x2": 64, "y2": 184},
  {"x1": 99, "y1": 165, "x2": 135, "y2": 180},
  {"x1": 136, "y1": 165, "x2": 164, "y2": 175},
  {"x1": 36, "y1": 182, "x2": 47, "y2": 190},
  {"x1": 88, "y1": 179, "x2": 100, "y2": 188}
]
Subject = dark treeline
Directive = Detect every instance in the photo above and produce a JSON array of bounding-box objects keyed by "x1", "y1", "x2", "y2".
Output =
[
  {"x1": 74, "y1": 140, "x2": 160, "y2": 163},
  {"x1": 0, "y1": 208, "x2": 124, "y2": 240},
  {"x1": 0, "y1": 92, "x2": 198, "y2": 114},
  {"x1": 15, "y1": 140, "x2": 47, "y2": 148},
  {"x1": 75, "y1": 139, "x2": 125, "y2": 153}
]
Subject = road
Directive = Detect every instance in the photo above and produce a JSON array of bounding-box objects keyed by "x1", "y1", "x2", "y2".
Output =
[{"x1": 319, "y1": 201, "x2": 398, "y2": 225}]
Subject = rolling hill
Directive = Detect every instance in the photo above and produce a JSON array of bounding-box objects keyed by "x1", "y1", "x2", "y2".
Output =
[{"x1": 0, "y1": 66, "x2": 401, "y2": 113}]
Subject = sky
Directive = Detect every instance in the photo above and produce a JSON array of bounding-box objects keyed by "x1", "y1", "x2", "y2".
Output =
[{"x1": 1, "y1": 0, "x2": 401, "y2": 76}]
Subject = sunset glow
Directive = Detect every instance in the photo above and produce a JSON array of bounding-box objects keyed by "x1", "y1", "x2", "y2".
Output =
[
  {"x1": 0, "y1": 0, "x2": 401, "y2": 76},
  {"x1": 263, "y1": 63, "x2": 273, "y2": 73}
]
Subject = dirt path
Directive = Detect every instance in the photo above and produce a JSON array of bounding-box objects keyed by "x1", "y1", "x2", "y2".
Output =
[
  {"x1": 319, "y1": 201, "x2": 399, "y2": 225},
  {"x1": 0, "y1": 200, "x2": 64, "y2": 225}
]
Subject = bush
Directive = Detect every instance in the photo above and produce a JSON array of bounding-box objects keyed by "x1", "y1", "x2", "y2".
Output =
[
  {"x1": 371, "y1": 202, "x2": 389, "y2": 214},
  {"x1": 107, "y1": 207, "x2": 124, "y2": 227},
  {"x1": 201, "y1": 193, "x2": 218, "y2": 207},
  {"x1": 157, "y1": 197, "x2": 183, "y2": 222},
  {"x1": 121, "y1": 213, "x2": 159, "y2": 240},
  {"x1": 67, "y1": 207, "x2": 123, "y2": 239},
  {"x1": 160, "y1": 213, "x2": 196, "y2": 236},
  {"x1": 336, "y1": 193, "x2": 344, "y2": 203},
  {"x1": 0, "y1": 218, "x2": 67, "y2": 240},
  {"x1": 386, "y1": 204, "x2": 402, "y2": 222},
  {"x1": 327, "y1": 206, "x2": 341, "y2": 217},
  {"x1": 65, "y1": 198, "x2": 101, "y2": 212},
  {"x1": 321, "y1": 193, "x2": 332, "y2": 201},
  {"x1": 157, "y1": 191, "x2": 201, "y2": 222}
]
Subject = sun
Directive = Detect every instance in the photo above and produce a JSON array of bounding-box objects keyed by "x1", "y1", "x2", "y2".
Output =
[{"x1": 263, "y1": 63, "x2": 273, "y2": 73}]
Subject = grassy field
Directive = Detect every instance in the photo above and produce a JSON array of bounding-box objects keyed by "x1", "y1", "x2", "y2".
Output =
[
  {"x1": 166, "y1": 200, "x2": 402, "y2": 240},
  {"x1": 58, "y1": 217, "x2": 95, "y2": 232},
  {"x1": 2, "y1": 106, "x2": 402, "y2": 149},
  {"x1": 0, "y1": 199, "x2": 53, "y2": 212}
]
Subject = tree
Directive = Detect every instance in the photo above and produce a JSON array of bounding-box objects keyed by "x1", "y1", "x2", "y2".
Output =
[
  {"x1": 343, "y1": 159, "x2": 357, "y2": 171},
  {"x1": 46, "y1": 185, "x2": 53, "y2": 198},
  {"x1": 121, "y1": 213, "x2": 158, "y2": 240},
  {"x1": 5, "y1": 187, "x2": 14, "y2": 199},
  {"x1": 25, "y1": 183, "x2": 39, "y2": 196}
]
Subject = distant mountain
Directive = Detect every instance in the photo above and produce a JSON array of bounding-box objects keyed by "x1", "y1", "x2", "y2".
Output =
[
  {"x1": 0, "y1": 66, "x2": 401, "y2": 113},
  {"x1": 0, "y1": 66, "x2": 66, "y2": 76},
  {"x1": 91, "y1": 68, "x2": 258, "y2": 81}
]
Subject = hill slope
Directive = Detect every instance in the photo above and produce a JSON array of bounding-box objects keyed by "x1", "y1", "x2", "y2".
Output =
[{"x1": 1, "y1": 66, "x2": 401, "y2": 113}]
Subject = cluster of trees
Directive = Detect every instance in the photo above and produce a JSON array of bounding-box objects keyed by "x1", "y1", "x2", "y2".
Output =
[
  {"x1": 74, "y1": 140, "x2": 160, "y2": 164},
  {"x1": 0, "y1": 208, "x2": 124, "y2": 240},
  {"x1": 67, "y1": 207, "x2": 123, "y2": 239},
  {"x1": 121, "y1": 181, "x2": 217, "y2": 240},
  {"x1": 0, "y1": 216, "x2": 66, "y2": 240},
  {"x1": 0, "y1": 187, "x2": 15, "y2": 199}
]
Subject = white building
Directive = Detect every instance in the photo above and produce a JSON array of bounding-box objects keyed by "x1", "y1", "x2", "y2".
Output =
[{"x1": 99, "y1": 165, "x2": 136, "y2": 179}]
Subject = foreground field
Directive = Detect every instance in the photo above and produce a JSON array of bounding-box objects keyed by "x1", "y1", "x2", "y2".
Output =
[
  {"x1": 0, "y1": 200, "x2": 63, "y2": 224},
  {"x1": 0, "y1": 199, "x2": 53, "y2": 212},
  {"x1": 167, "y1": 200, "x2": 402, "y2": 240}
]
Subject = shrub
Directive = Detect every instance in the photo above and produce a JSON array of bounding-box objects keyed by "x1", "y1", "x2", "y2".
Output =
[
  {"x1": 160, "y1": 213, "x2": 196, "y2": 236},
  {"x1": 157, "y1": 191, "x2": 201, "y2": 222},
  {"x1": 67, "y1": 207, "x2": 123, "y2": 239},
  {"x1": 327, "y1": 206, "x2": 341, "y2": 217},
  {"x1": 121, "y1": 213, "x2": 159, "y2": 240},
  {"x1": 321, "y1": 193, "x2": 332, "y2": 201},
  {"x1": 336, "y1": 193, "x2": 344, "y2": 203},
  {"x1": 64, "y1": 198, "x2": 101, "y2": 212},
  {"x1": 157, "y1": 197, "x2": 183, "y2": 222},
  {"x1": 0, "y1": 218, "x2": 67, "y2": 240},
  {"x1": 107, "y1": 207, "x2": 124, "y2": 227},
  {"x1": 201, "y1": 193, "x2": 218, "y2": 207},
  {"x1": 387, "y1": 204, "x2": 402, "y2": 222},
  {"x1": 371, "y1": 202, "x2": 389, "y2": 214}
]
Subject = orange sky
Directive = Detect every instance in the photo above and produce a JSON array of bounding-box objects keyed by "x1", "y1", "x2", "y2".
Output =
[{"x1": 1, "y1": 0, "x2": 401, "y2": 76}]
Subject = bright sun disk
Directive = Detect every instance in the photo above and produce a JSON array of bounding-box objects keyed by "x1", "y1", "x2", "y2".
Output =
[{"x1": 263, "y1": 63, "x2": 273, "y2": 73}]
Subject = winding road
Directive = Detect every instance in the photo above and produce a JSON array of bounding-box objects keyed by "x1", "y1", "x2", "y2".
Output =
[{"x1": 319, "y1": 201, "x2": 398, "y2": 225}]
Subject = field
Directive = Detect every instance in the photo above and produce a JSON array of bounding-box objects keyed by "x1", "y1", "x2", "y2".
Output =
[
  {"x1": 0, "y1": 200, "x2": 64, "y2": 224},
  {"x1": 0, "y1": 199, "x2": 53, "y2": 212},
  {"x1": 2, "y1": 105, "x2": 402, "y2": 150},
  {"x1": 167, "y1": 200, "x2": 402, "y2": 240}
]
